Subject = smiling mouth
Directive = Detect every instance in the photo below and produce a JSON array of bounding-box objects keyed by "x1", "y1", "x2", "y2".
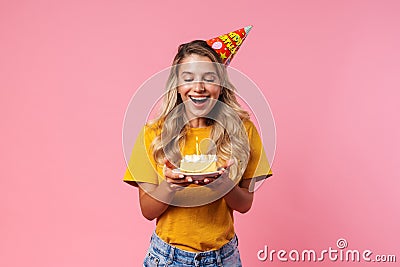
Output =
[{"x1": 189, "y1": 96, "x2": 209, "y2": 104}]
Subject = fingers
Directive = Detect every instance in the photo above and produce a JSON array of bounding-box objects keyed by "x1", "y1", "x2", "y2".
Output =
[
  {"x1": 168, "y1": 182, "x2": 192, "y2": 191},
  {"x1": 217, "y1": 168, "x2": 225, "y2": 175},
  {"x1": 223, "y1": 159, "x2": 235, "y2": 169},
  {"x1": 164, "y1": 169, "x2": 192, "y2": 184},
  {"x1": 163, "y1": 158, "x2": 193, "y2": 185},
  {"x1": 166, "y1": 177, "x2": 192, "y2": 184},
  {"x1": 194, "y1": 177, "x2": 217, "y2": 185},
  {"x1": 164, "y1": 166, "x2": 183, "y2": 179},
  {"x1": 163, "y1": 158, "x2": 177, "y2": 170},
  {"x1": 163, "y1": 157, "x2": 234, "y2": 188}
]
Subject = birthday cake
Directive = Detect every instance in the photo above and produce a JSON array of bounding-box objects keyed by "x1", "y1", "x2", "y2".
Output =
[{"x1": 180, "y1": 154, "x2": 218, "y2": 173}]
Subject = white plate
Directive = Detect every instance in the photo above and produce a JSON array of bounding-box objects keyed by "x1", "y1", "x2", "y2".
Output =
[{"x1": 172, "y1": 169, "x2": 220, "y2": 180}]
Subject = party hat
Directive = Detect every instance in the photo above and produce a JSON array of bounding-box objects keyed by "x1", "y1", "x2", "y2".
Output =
[{"x1": 206, "y1": 25, "x2": 253, "y2": 65}]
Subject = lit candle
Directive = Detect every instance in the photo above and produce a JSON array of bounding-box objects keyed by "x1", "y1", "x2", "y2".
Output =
[{"x1": 196, "y1": 136, "x2": 199, "y2": 155}]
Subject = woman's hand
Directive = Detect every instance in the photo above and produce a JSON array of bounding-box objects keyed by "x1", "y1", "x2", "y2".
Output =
[
  {"x1": 195, "y1": 159, "x2": 254, "y2": 213},
  {"x1": 163, "y1": 158, "x2": 193, "y2": 190},
  {"x1": 193, "y1": 159, "x2": 235, "y2": 188}
]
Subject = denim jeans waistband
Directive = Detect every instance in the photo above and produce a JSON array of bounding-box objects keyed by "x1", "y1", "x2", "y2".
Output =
[{"x1": 148, "y1": 232, "x2": 239, "y2": 266}]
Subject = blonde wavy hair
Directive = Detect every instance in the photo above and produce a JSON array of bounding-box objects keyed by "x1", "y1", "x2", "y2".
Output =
[{"x1": 148, "y1": 40, "x2": 251, "y2": 181}]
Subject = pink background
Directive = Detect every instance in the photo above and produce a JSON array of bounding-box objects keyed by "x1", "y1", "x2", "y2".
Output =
[{"x1": 1, "y1": 0, "x2": 399, "y2": 266}]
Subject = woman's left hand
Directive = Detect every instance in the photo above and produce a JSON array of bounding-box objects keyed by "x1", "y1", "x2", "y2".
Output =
[{"x1": 194, "y1": 159, "x2": 235, "y2": 187}]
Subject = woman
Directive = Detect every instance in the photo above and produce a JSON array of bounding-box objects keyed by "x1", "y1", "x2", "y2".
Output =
[{"x1": 124, "y1": 40, "x2": 272, "y2": 266}]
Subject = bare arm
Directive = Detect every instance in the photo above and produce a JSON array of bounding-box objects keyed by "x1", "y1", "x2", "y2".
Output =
[
  {"x1": 197, "y1": 161, "x2": 266, "y2": 214},
  {"x1": 198, "y1": 176, "x2": 255, "y2": 213},
  {"x1": 223, "y1": 178, "x2": 254, "y2": 213},
  {"x1": 137, "y1": 182, "x2": 174, "y2": 221},
  {"x1": 138, "y1": 159, "x2": 192, "y2": 221}
]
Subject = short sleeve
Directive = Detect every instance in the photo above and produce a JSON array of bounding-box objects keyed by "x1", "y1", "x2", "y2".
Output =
[
  {"x1": 123, "y1": 125, "x2": 159, "y2": 186},
  {"x1": 242, "y1": 120, "x2": 273, "y2": 181}
]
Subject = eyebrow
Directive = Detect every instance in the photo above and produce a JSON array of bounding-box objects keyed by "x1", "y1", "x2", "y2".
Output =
[{"x1": 180, "y1": 71, "x2": 217, "y2": 75}]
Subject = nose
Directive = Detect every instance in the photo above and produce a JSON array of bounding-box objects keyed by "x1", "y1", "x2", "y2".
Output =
[{"x1": 193, "y1": 81, "x2": 205, "y2": 92}]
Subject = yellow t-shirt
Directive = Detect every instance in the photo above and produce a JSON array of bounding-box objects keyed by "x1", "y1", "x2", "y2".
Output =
[{"x1": 123, "y1": 119, "x2": 272, "y2": 252}]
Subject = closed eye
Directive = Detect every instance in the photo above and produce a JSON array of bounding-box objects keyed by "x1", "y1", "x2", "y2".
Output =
[{"x1": 203, "y1": 73, "x2": 218, "y2": 83}]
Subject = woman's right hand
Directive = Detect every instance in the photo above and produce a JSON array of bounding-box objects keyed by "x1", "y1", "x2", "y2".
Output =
[{"x1": 163, "y1": 158, "x2": 193, "y2": 190}]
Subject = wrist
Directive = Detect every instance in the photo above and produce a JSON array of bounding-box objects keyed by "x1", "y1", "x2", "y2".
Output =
[
  {"x1": 160, "y1": 180, "x2": 184, "y2": 194},
  {"x1": 146, "y1": 181, "x2": 176, "y2": 204}
]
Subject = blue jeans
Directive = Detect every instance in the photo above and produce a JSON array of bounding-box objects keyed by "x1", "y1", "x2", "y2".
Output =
[{"x1": 143, "y1": 232, "x2": 242, "y2": 267}]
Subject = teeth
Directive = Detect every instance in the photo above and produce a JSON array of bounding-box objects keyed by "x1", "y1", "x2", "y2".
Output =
[{"x1": 191, "y1": 96, "x2": 208, "y2": 100}]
